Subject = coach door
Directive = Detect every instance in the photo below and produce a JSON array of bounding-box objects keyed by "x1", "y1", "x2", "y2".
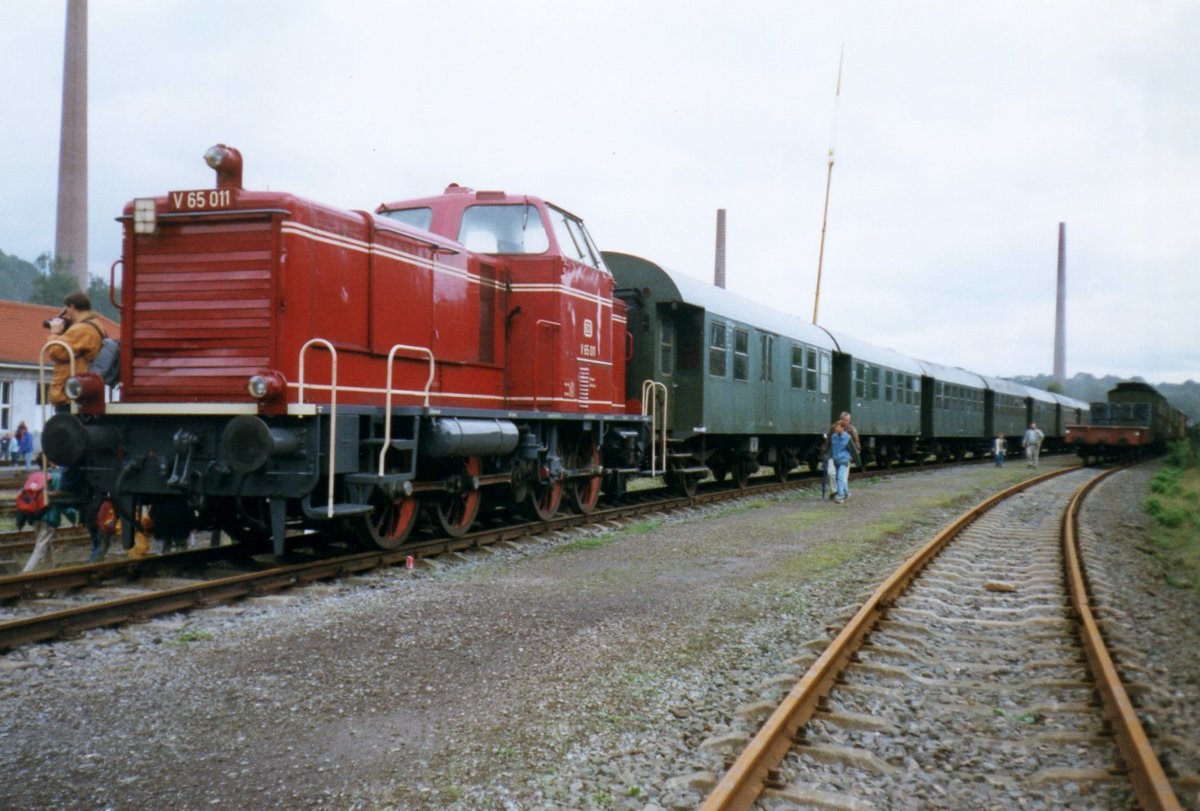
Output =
[{"x1": 658, "y1": 305, "x2": 704, "y2": 435}]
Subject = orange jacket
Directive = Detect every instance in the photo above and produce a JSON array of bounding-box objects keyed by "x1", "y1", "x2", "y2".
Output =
[{"x1": 44, "y1": 313, "x2": 104, "y2": 405}]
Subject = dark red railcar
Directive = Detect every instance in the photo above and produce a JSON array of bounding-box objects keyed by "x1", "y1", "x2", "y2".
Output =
[
  {"x1": 1066, "y1": 381, "x2": 1187, "y2": 464},
  {"x1": 44, "y1": 146, "x2": 645, "y2": 552}
]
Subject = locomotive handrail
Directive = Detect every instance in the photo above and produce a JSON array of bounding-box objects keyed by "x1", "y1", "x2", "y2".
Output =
[
  {"x1": 38, "y1": 340, "x2": 77, "y2": 488},
  {"x1": 379, "y1": 344, "x2": 437, "y2": 476},
  {"x1": 109, "y1": 259, "x2": 123, "y2": 312},
  {"x1": 297, "y1": 338, "x2": 338, "y2": 518},
  {"x1": 641, "y1": 379, "x2": 668, "y2": 475}
]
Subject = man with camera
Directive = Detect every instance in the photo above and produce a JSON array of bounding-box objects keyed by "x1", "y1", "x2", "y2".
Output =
[{"x1": 44, "y1": 290, "x2": 104, "y2": 412}]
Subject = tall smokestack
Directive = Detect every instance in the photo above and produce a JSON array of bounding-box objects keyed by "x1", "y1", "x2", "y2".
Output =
[
  {"x1": 1053, "y1": 222, "x2": 1066, "y2": 384},
  {"x1": 714, "y1": 208, "x2": 726, "y2": 289},
  {"x1": 55, "y1": 0, "x2": 88, "y2": 289}
]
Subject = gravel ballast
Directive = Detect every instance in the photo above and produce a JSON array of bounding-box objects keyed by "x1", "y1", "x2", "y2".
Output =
[{"x1": 1, "y1": 458, "x2": 1196, "y2": 810}]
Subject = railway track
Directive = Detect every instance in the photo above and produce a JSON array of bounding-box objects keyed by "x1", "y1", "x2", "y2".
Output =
[
  {"x1": 0, "y1": 456, "x2": 1007, "y2": 654},
  {"x1": 700, "y1": 465, "x2": 1188, "y2": 810}
]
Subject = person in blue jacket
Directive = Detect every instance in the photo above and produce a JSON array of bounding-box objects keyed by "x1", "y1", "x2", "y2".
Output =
[{"x1": 829, "y1": 421, "x2": 854, "y2": 505}]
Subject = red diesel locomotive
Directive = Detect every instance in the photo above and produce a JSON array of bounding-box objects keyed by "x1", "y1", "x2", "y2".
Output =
[{"x1": 44, "y1": 145, "x2": 647, "y2": 553}]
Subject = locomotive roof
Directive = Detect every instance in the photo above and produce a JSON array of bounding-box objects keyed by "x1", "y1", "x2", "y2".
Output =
[
  {"x1": 604, "y1": 251, "x2": 836, "y2": 351},
  {"x1": 913, "y1": 359, "x2": 987, "y2": 388}
]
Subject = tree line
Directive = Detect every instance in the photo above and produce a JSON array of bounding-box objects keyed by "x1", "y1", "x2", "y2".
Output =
[{"x1": 0, "y1": 248, "x2": 120, "y2": 322}]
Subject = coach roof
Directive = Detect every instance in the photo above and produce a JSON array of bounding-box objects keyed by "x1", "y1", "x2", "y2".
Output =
[{"x1": 605, "y1": 251, "x2": 836, "y2": 352}]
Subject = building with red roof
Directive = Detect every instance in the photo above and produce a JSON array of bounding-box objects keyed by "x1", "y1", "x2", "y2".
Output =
[{"x1": 0, "y1": 299, "x2": 120, "y2": 449}]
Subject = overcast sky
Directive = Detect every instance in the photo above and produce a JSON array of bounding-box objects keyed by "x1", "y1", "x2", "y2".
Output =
[{"x1": 2, "y1": 1, "x2": 1197, "y2": 384}]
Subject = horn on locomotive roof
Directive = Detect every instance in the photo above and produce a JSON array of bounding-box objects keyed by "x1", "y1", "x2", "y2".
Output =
[{"x1": 204, "y1": 144, "x2": 243, "y2": 190}]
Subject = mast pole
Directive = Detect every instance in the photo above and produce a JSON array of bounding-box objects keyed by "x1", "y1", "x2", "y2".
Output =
[{"x1": 813, "y1": 46, "x2": 843, "y2": 325}]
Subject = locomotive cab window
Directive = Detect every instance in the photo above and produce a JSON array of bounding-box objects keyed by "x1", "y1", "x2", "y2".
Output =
[
  {"x1": 547, "y1": 205, "x2": 608, "y2": 271},
  {"x1": 379, "y1": 207, "x2": 433, "y2": 231},
  {"x1": 458, "y1": 204, "x2": 550, "y2": 254}
]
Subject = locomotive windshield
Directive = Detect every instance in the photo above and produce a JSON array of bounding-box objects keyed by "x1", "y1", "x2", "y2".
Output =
[
  {"x1": 458, "y1": 204, "x2": 549, "y2": 254},
  {"x1": 379, "y1": 207, "x2": 433, "y2": 230}
]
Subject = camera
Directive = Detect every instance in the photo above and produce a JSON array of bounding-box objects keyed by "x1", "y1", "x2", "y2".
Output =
[{"x1": 42, "y1": 310, "x2": 70, "y2": 330}]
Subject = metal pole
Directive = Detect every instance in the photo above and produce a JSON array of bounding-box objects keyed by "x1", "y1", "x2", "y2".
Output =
[{"x1": 812, "y1": 47, "x2": 843, "y2": 325}]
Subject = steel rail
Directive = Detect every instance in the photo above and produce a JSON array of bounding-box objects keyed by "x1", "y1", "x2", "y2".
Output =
[
  {"x1": 0, "y1": 458, "x2": 1050, "y2": 653},
  {"x1": 700, "y1": 465, "x2": 1079, "y2": 811},
  {"x1": 1063, "y1": 468, "x2": 1183, "y2": 811}
]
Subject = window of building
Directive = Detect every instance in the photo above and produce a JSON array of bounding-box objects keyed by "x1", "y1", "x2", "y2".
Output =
[
  {"x1": 733, "y1": 328, "x2": 750, "y2": 381},
  {"x1": 0, "y1": 380, "x2": 10, "y2": 430},
  {"x1": 709, "y1": 322, "x2": 727, "y2": 377}
]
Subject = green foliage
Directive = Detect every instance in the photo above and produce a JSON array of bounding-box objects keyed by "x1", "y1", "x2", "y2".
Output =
[
  {"x1": 0, "y1": 249, "x2": 40, "y2": 300},
  {"x1": 1143, "y1": 466, "x2": 1200, "y2": 595},
  {"x1": 0, "y1": 248, "x2": 120, "y2": 322}
]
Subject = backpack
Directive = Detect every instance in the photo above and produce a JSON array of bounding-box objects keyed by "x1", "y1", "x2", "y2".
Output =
[
  {"x1": 97, "y1": 498, "x2": 118, "y2": 534},
  {"x1": 16, "y1": 470, "x2": 49, "y2": 516},
  {"x1": 83, "y1": 320, "x2": 121, "y2": 387}
]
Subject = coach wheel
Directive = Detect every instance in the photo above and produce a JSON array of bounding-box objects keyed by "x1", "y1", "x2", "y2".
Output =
[
  {"x1": 774, "y1": 450, "x2": 796, "y2": 482},
  {"x1": 665, "y1": 466, "x2": 698, "y2": 499},
  {"x1": 433, "y1": 456, "x2": 482, "y2": 538},
  {"x1": 732, "y1": 457, "x2": 754, "y2": 489},
  {"x1": 358, "y1": 490, "x2": 419, "y2": 550},
  {"x1": 708, "y1": 461, "x2": 729, "y2": 483},
  {"x1": 568, "y1": 442, "x2": 602, "y2": 515}
]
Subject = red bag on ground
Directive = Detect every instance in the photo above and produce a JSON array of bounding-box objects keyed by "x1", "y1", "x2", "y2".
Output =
[{"x1": 97, "y1": 499, "x2": 118, "y2": 534}]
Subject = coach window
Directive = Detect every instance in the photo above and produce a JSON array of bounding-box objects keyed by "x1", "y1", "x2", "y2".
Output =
[
  {"x1": 709, "y1": 322, "x2": 727, "y2": 377},
  {"x1": 759, "y1": 334, "x2": 774, "y2": 382},
  {"x1": 870, "y1": 366, "x2": 881, "y2": 401},
  {"x1": 379, "y1": 207, "x2": 433, "y2": 230},
  {"x1": 733, "y1": 328, "x2": 750, "y2": 381},
  {"x1": 459, "y1": 204, "x2": 550, "y2": 254},
  {"x1": 659, "y1": 321, "x2": 675, "y2": 376},
  {"x1": 790, "y1": 344, "x2": 804, "y2": 389},
  {"x1": 819, "y1": 352, "x2": 831, "y2": 395},
  {"x1": 885, "y1": 370, "x2": 895, "y2": 402}
]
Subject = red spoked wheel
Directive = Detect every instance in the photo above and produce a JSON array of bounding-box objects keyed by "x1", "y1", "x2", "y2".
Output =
[
  {"x1": 568, "y1": 441, "x2": 602, "y2": 515},
  {"x1": 358, "y1": 490, "x2": 420, "y2": 550},
  {"x1": 525, "y1": 450, "x2": 564, "y2": 521},
  {"x1": 433, "y1": 456, "x2": 482, "y2": 538}
]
